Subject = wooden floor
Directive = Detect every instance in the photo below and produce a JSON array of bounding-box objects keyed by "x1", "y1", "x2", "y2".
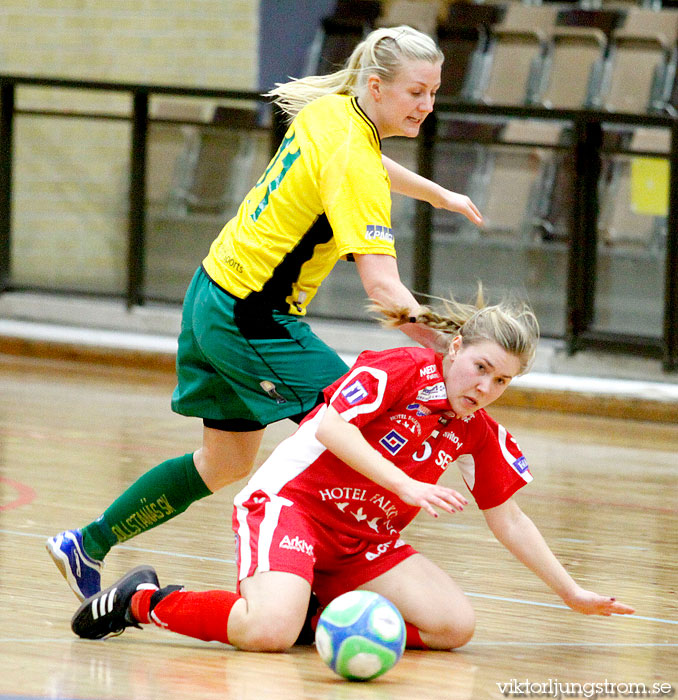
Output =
[{"x1": 0, "y1": 354, "x2": 676, "y2": 699}]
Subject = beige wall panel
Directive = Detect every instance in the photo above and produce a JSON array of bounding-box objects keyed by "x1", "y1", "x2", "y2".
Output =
[{"x1": 1, "y1": 1, "x2": 259, "y2": 293}]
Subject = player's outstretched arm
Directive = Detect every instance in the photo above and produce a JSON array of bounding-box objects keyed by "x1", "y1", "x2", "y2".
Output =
[
  {"x1": 562, "y1": 588, "x2": 635, "y2": 616},
  {"x1": 354, "y1": 253, "x2": 449, "y2": 353},
  {"x1": 483, "y1": 499, "x2": 635, "y2": 617},
  {"x1": 315, "y1": 405, "x2": 468, "y2": 518},
  {"x1": 381, "y1": 154, "x2": 483, "y2": 226}
]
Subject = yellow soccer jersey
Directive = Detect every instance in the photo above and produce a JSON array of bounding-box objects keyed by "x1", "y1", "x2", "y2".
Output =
[{"x1": 202, "y1": 94, "x2": 394, "y2": 315}]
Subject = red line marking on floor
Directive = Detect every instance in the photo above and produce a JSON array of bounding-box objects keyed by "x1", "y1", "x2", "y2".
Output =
[
  {"x1": 0, "y1": 477, "x2": 37, "y2": 512},
  {"x1": 0, "y1": 426, "x2": 182, "y2": 457}
]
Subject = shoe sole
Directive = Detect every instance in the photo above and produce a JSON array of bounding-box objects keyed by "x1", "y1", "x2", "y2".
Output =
[{"x1": 46, "y1": 534, "x2": 100, "y2": 602}]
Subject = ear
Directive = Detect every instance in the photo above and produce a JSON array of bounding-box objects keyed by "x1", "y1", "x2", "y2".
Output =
[
  {"x1": 448, "y1": 334, "x2": 462, "y2": 360},
  {"x1": 367, "y1": 74, "x2": 382, "y2": 101}
]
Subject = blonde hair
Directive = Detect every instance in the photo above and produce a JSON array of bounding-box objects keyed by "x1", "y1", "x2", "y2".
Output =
[
  {"x1": 266, "y1": 25, "x2": 444, "y2": 119},
  {"x1": 373, "y1": 288, "x2": 540, "y2": 375}
]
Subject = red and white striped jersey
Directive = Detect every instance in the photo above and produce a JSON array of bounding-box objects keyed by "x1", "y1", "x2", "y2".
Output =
[{"x1": 239, "y1": 347, "x2": 532, "y2": 545}]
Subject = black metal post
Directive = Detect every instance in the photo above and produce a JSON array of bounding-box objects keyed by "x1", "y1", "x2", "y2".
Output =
[
  {"x1": 664, "y1": 119, "x2": 678, "y2": 371},
  {"x1": 0, "y1": 82, "x2": 15, "y2": 291},
  {"x1": 566, "y1": 116, "x2": 602, "y2": 354},
  {"x1": 412, "y1": 112, "x2": 436, "y2": 300},
  {"x1": 127, "y1": 90, "x2": 149, "y2": 308},
  {"x1": 581, "y1": 120, "x2": 602, "y2": 330}
]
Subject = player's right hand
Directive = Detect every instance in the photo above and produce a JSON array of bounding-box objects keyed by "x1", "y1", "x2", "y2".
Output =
[{"x1": 397, "y1": 479, "x2": 468, "y2": 518}]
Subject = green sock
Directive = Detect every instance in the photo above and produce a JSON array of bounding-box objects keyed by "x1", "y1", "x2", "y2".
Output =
[{"x1": 81, "y1": 452, "x2": 211, "y2": 561}]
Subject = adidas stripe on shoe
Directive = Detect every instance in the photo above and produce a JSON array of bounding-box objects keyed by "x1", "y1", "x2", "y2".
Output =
[{"x1": 71, "y1": 565, "x2": 159, "y2": 640}]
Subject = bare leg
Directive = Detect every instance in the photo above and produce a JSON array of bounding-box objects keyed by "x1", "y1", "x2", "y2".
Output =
[
  {"x1": 359, "y1": 553, "x2": 475, "y2": 649},
  {"x1": 193, "y1": 426, "x2": 265, "y2": 491},
  {"x1": 228, "y1": 571, "x2": 312, "y2": 651}
]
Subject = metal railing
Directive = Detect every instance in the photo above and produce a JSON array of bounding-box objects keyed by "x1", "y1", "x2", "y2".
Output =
[
  {"x1": 0, "y1": 75, "x2": 675, "y2": 370},
  {"x1": 417, "y1": 98, "x2": 678, "y2": 371}
]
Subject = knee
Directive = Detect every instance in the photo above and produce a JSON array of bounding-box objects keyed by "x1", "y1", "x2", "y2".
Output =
[
  {"x1": 236, "y1": 618, "x2": 300, "y2": 652},
  {"x1": 448, "y1": 610, "x2": 475, "y2": 649},
  {"x1": 427, "y1": 604, "x2": 476, "y2": 650},
  {"x1": 193, "y1": 448, "x2": 253, "y2": 491}
]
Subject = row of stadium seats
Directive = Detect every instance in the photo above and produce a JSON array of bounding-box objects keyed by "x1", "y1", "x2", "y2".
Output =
[
  {"x1": 313, "y1": 0, "x2": 678, "y2": 114},
  {"x1": 145, "y1": 0, "x2": 672, "y2": 253},
  {"x1": 308, "y1": 0, "x2": 674, "y2": 249}
]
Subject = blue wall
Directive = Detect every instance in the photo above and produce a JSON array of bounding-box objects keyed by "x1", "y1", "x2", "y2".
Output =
[{"x1": 258, "y1": 0, "x2": 336, "y2": 91}]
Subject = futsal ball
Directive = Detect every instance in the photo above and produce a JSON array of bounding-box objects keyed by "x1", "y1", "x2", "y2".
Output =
[{"x1": 315, "y1": 590, "x2": 406, "y2": 681}]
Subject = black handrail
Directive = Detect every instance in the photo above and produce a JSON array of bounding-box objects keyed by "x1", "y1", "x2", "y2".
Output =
[
  {"x1": 0, "y1": 75, "x2": 270, "y2": 309},
  {"x1": 0, "y1": 83, "x2": 13, "y2": 293},
  {"x1": 128, "y1": 90, "x2": 149, "y2": 308},
  {"x1": 429, "y1": 97, "x2": 678, "y2": 372},
  {"x1": 0, "y1": 75, "x2": 675, "y2": 370}
]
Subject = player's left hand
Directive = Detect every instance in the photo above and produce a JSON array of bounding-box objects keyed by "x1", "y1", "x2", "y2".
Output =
[
  {"x1": 563, "y1": 587, "x2": 635, "y2": 616},
  {"x1": 433, "y1": 189, "x2": 484, "y2": 227}
]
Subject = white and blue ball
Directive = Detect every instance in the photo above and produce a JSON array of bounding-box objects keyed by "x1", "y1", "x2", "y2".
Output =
[{"x1": 315, "y1": 590, "x2": 406, "y2": 681}]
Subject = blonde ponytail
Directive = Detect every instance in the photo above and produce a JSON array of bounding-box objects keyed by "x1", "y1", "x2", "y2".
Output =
[
  {"x1": 266, "y1": 25, "x2": 443, "y2": 119},
  {"x1": 371, "y1": 287, "x2": 539, "y2": 375}
]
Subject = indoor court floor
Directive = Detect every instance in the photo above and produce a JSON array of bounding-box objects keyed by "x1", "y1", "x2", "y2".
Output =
[{"x1": 0, "y1": 353, "x2": 676, "y2": 699}]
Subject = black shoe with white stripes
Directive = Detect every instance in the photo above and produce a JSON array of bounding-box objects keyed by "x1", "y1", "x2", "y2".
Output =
[{"x1": 71, "y1": 565, "x2": 159, "y2": 639}]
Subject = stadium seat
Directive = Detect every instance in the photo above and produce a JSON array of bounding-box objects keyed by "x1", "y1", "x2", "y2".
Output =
[
  {"x1": 497, "y1": 3, "x2": 559, "y2": 34},
  {"x1": 473, "y1": 28, "x2": 548, "y2": 106},
  {"x1": 436, "y1": 0, "x2": 506, "y2": 100},
  {"x1": 599, "y1": 127, "x2": 670, "y2": 249},
  {"x1": 166, "y1": 106, "x2": 261, "y2": 218},
  {"x1": 535, "y1": 28, "x2": 608, "y2": 109},
  {"x1": 377, "y1": 0, "x2": 444, "y2": 35},
  {"x1": 597, "y1": 6, "x2": 678, "y2": 113},
  {"x1": 472, "y1": 121, "x2": 561, "y2": 238},
  {"x1": 146, "y1": 100, "x2": 215, "y2": 213},
  {"x1": 431, "y1": 119, "x2": 504, "y2": 236},
  {"x1": 530, "y1": 9, "x2": 623, "y2": 243},
  {"x1": 304, "y1": 1, "x2": 381, "y2": 76},
  {"x1": 305, "y1": 17, "x2": 368, "y2": 76}
]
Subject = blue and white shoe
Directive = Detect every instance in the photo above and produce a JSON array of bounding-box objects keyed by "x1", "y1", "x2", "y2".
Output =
[{"x1": 46, "y1": 529, "x2": 103, "y2": 602}]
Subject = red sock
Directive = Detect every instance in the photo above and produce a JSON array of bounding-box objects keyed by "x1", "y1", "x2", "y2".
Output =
[
  {"x1": 130, "y1": 589, "x2": 155, "y2": 624},
  {"x1": 132, "y1": 589, "x2": 241, "y2": 644},
  {"x1": 405, "y1": 622, "x2": 429, "y2": 649}
]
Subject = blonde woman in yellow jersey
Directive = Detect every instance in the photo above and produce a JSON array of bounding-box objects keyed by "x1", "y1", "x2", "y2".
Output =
[{"x1": 47, "y1": 25, "x2": 484, "y2": 602}]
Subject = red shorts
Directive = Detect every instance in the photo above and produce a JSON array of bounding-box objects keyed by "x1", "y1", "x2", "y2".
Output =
[{"x1": 232, "y1": 489, "x2": 417, "y2": 606}]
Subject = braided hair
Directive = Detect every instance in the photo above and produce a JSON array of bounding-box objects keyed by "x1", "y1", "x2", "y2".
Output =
[{"x1": 371, "y1": 288, "x2": 539, "y2": 375}]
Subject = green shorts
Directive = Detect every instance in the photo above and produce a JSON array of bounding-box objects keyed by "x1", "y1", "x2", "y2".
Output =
[{"x1": 171, "y1": 267, "x2": 349, "y2": 430}]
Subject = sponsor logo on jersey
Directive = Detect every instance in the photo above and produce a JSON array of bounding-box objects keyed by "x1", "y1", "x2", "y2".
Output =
[
  {"x1": 222, "y1": 254, "x2": 244, "y2": 274},
  {"x1": 390, "y1": 413, "x2": 422, "y2": 436},
  {"x1": 279, "y1": 534, "x2": 314, "y2": 557},
  {"x1": 443, "y1": 430, "x2": 464, "y2": 450},
  {"x1": 416, "y1": 382, "x2": 447, "y2": 402},
  {"x1": 412, "y1": 440, "x2": 432, "y2": 462},
  {"x1": 341, "y1": 379, "x2": 368, "y2": 405},
  {"x1": 513, "y1": 456, "x2": 529, "y2": 473},
  {"x1": 497, "y1": 424, "x2": 531, "y2": 478},
  {"x1": 435, "y1": 450, "x2": 454, "y2": 470},
  {"x1": 365, "y1": 224, "x2": 394, "y2": 243},
  {"x1": 406, "y1": 402, "x2": 431, "y2": 416},
  {"x1": 365, "y1": 538, "x2": 405, "y2": 561},
  {"x1": 365, "y1": 542, "x2": 391, "y2": 561},
  {"x1": 420, "y1": 364, "x2": 437, "y2": 378},
  {"x1": 370, "y1": 493, "x2": 400, "y2": 520},
  {"x1": 379, "y1": 429, "x2": 408, "y2": 455},
  {"x1": 318, "y1": 486, "x2": 368, "y2": 502}
]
